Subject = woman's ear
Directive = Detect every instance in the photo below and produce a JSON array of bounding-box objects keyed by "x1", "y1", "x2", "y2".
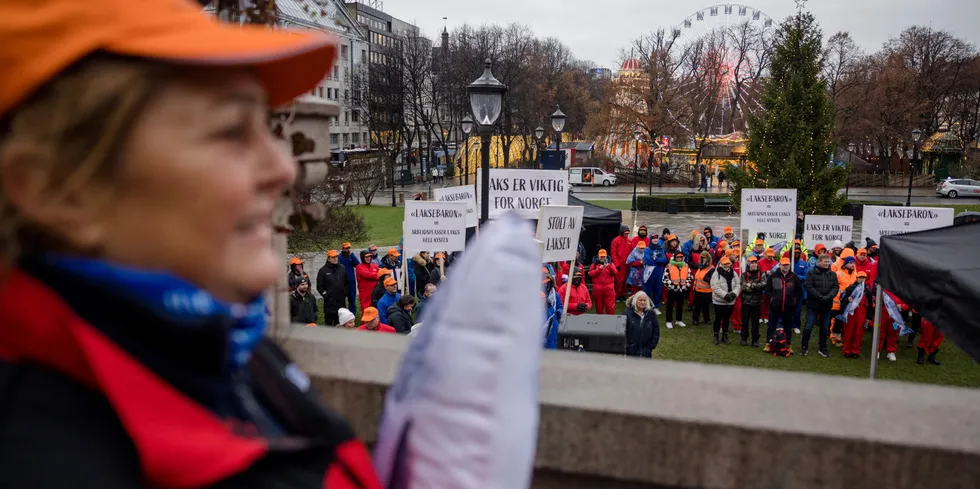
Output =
[{"x1": 1, "y1": 142, "x2": 110, "y2": 250}]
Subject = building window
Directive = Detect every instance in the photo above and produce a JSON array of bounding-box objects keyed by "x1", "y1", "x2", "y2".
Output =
[
  {"x1": 343, "y1": 133, "x2": 349, "y2": 145},
  {"x1": 341, "y1": 45, "x2": 348, "y2": 59},
  {"x1": 344, "y1": 111, "x2": 349, "y2": 125},
  {"x1": 318, "y1": 87, "x2": 323, "y2": 98},
  {"x1": 344, "y1": 90, "x2": 349, "y2": 102},
  {"x1": 351, "y1": 110, "x2": 359, "y2": 122},
  {"x1": 330, "y1": 133, "x2": 339, "y2": 145},
  {"x1": 352, "y1": 133, "x2": 360, "y2": 143},
  {"x1": 361, "y1": 49, "x2": 367, "y2": 62}
]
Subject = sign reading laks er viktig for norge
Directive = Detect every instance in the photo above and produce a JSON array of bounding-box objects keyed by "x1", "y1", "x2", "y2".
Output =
[
  {"x1": 536, "y1": 205, "x2": 584, "y2": 262},
  {"x1": 740, "y1": 188, "x2": 797, "y2": 233},
  {"x1": 476, "y1": 169, "x2": 568, "y2": 220},
  {"x1": 402, "y1": 201, "x2": 467, "y2": 254},
  {"x1": 803, "y1": 215, "x2": 854, "y2": 249},
  {"x1": 432, "y1": 185, "x2": 477, "y2": 228},
  {"x1": 861, "y1": 206, "x2": 954, "y2": 244}
]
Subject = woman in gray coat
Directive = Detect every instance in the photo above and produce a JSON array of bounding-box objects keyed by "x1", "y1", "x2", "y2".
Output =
[{"x1": 710, "y1": 256, "x2": 741, "y2": 345}]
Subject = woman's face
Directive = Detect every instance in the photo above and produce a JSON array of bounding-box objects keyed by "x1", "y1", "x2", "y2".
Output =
[
  {"x1": 635, "y1": 296, "x2": 648, "y2": 310},
  {"x1": 95, "y1": 70, "x2": 294, "y2": 302}
]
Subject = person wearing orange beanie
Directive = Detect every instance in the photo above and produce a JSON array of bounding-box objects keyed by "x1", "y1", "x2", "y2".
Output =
[{"x1": 589, "y1": 249, "x2": 618, "y2": 315}]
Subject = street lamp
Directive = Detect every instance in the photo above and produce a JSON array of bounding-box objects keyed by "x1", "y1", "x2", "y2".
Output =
[
  {"x1": 846, "y1": 142, "x2": 855, "y2": 199},
  {"x1": 534, "y1": 126, "x2": 545, "y2": 168},
  {"x1": 907, "y1": 129, "x2": 922, "y2": 207},
  {"x1": 461, "y1": 116, "x2": 473, "y2": 186},
  {"x1": 632, "y1": 129, "x2": 642, "y2": 211},
  {"x1": 551, "y1": 105, "x2": 566, "y2": 168},
  {"x1": 467, "y1": 59, "x2": 508, "y2": 226}
]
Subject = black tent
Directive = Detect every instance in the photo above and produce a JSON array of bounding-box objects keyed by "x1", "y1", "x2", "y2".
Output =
[
  {"x1": 568, "y1": 195, "x2": 623, "y2": 264},
  {"x1": 878, "y1": 221, "x2": 980, "y2": 362}
]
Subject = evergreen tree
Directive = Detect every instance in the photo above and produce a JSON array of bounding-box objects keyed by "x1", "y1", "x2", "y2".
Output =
[{"x1": 728, "y1": 10, "x2": 846, "y2": 214}]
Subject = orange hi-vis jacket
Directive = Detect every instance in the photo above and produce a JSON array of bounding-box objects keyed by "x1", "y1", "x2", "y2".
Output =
[
  {"x1": 663, "y1": 263, "x2": 692, "y2": 292},
  {"x1": 694, "y1": 267, "x2": 713, "y2": 293},
  {"x1": 833, "y1": 268, "x2": 857, "y2": 310}
]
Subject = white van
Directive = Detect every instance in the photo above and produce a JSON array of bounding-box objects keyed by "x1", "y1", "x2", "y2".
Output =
[{"x1": 569, "y1": 167, "x2": 617, "y2": 187}]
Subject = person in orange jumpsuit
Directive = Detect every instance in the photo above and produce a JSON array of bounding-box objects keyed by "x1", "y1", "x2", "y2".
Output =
[
  {"x1": 839, "y1": 271, "x2": 873, "y2": 358},
  {"x1": 610, "y1": 225, "x2": 632, "y2": 300},
  {"x1": 589, "y1": 249, "x2": 618, "y2": 315},
  {"x1": 831, "y1": 256, "x2": 858, "y2": 347},
  {"x1": 558, "y1": 269, "x2": 593, "y2": 316},
  {"x1": 917, "y1": 316, "x2": 944, "y2": 365}
]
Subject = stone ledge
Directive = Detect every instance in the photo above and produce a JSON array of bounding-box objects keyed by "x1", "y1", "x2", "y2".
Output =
[{"x1": 281, "y1": 326, "x2": 980, "y2": 489}]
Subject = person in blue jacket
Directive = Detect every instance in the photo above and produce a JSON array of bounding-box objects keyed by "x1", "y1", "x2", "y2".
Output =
[
  {"x1": 338, "y1": 242, "x2": 359, "y2": 312},
  {"x1": 643, "y1": 236, "x2": 668, "y2": 314},
  {"x1": 542, "y1": 270, "x2": 563, "y2": 349},
  {"x1": 377, "y1": 277, "x2": 400, "y2": 325},
  {"x1": 398, "y1": 237, "x2": 416, "y2": 298},
  {"x1": 702, "y1": 226, "x2": 720, "y2": 249}
]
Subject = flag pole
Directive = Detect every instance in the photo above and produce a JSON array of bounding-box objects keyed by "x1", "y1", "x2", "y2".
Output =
[
  {"x1": 560, "y1": 259, "x2": 575, "y2": 327},
  {"x1": 869, "y1": 284, "x2": 884, "y2": 380}
]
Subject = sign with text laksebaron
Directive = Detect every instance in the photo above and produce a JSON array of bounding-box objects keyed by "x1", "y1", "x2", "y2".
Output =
[
  {"x1": 476, "y1": 169, "x2": 568, "y2": 220},
  {"x1": 861, "y1": 206, "x2": 954, "y2": 244},
  {"x1": 803, "y1": 215, "x2": 854, "y2": 249},
  {"x1": 536, "y1": 205, "x2": 584, "y2": 263},
  {"x1": 403, "y1": 201, "x2": 467, "y2": 254},
  {"x1": 432, "y1": 185, "x2": 477, "y2": 228},
  {"x1": 740, "y1": 189, "x2": 798, "y2": 233}
]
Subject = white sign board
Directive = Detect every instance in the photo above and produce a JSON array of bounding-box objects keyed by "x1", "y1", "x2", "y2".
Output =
[
  {"x1": 746, "y1": 229, "x2": 793, "y2": 250},
  {"x1": 741, "y1": 188, "x2": 797, "y2": 233},
  {"x1": 432, "y1": 185, "x2": 478, "y2": 228},
  {"x1": 536, "y1": 205, "x2": 584, "y2": 263},
  {"x1": 803, "y1": 215, "x2": 854, "y2": 249},
  {"x1": 861, "y1": 206, "x2": 954, "y2": 244},
  {"x1": 403, "y1": 201, "x2": 467, "y2": 254},
  {"x1": 476, "y1": 169, "x2": 568, "y2": 219}
]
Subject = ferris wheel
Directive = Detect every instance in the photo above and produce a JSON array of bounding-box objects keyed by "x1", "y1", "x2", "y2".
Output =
[{"x1": 670, "y1": 3, "x2": 776, "y2": 138}]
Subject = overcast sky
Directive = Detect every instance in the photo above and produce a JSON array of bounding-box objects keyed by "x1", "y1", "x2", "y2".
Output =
[{"x1": 380, "y1": 0, "x2": 980, "y2": 68}]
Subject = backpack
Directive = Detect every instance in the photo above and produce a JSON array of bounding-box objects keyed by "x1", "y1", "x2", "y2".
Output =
[{"x1": 769, "y1": 328, "x2": 792, "y2": 357}]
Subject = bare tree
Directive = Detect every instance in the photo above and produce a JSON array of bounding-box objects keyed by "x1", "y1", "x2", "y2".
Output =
[{"x1": 822, "y1": 31, "x2": 866, "y2": 144}]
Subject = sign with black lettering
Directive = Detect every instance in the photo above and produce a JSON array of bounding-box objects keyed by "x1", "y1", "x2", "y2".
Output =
[
  {"x1": 432, "y1": 185, "x2": 477, "y2": 228},
  {"x1": 403, "y1": 201, "x2": 467, "y2": 254},
  {"x1": 535, "y1": 205, "x2": 584, "y2": 262},
  {"x1": 476, "y1": 169, "x2": 569, "y2": 219},
  {"x1": 803, "y1": 215, "x2": 854, "y2": 249},
  {"x1": 740, "y1": 188, "x2": 797, "y2": 233},
  {"x1": 861, "y1": 206, "x2": 954, "y2": 244}
]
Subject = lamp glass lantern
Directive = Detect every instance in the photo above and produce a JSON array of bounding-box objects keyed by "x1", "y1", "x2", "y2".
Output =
[
  {"x1": 467, "y1": 59, "x2": 508, "y2": 127},
  {"x1": 534, "y1": 126, "x2": 545, "y2": 140},
  {"x1": 551, "y1": 106, "x2": 566, "y2": 133},
  {"x1": 634, "y1": 129, "x2": 643, "y2": 141},
  {"x1": 847, "y1": 143, "x2": 855, "y2": 153},
  {"x1": 461, "y1": 116, "x2": 473, "y2": 135},
  {"x1": 911, "y1": 128, "x2": 923, "y2": 143}
]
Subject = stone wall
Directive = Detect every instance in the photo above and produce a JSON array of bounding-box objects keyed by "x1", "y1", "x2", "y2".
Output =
[{"x1": 281, "y1": 326, "x2": 980, "y2": 489}]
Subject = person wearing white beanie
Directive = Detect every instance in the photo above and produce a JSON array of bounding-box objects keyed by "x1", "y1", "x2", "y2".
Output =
[{"x1": 338, "y1": 308, "x2": 356, "y2": 329}]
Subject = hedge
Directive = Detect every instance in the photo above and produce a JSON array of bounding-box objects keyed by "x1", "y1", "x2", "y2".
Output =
[{"x1": 635, "y1": 196, "x2": 900, "y2": 219}]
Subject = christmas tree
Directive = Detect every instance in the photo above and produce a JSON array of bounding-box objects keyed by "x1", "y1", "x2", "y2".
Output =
[{"x1": 728, "y1": 9, "x2": 846, "y2": 214}]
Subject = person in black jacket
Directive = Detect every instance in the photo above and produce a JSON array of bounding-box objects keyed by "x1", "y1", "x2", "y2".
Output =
[
  {"x1": 624, "y1": 292, "x2": 660, "y2": 357},
  {"x1": 316, "y1": 250, "x2": 349, "y2": 325},
  {"x1": 764, "y1": 257, "x2": 803, "y2": 346},
  {"x1": 739, "y1": 256, "x2": 767, "y2": 347},
  {"x1": 801, "y1": 253, "x2": 840, "y2": 357},
  {"x1": 412, "y1": 251, "x2": 433, "y2": 298},
  {"x1": 289, "y1": 278, "x2": 318, "y2": 324},
  {"x1": 386, "y1": 294, "x2": 416, "y2": 334}
]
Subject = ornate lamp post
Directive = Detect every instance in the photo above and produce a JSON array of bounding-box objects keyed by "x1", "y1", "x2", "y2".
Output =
[
  {"x1": 907, "y1": 129, "x2": 922, "y2": 207},
  {"x1": 632, "y1": 128, "x2": 642, "y2": 211},
  {"x1": 461, "y1": 115, "x2": 473, "y2": 186},
  {"x1": 551, "y1": 105, "x2": 566, "y2": 168},
  {"x1": 467, "y1": 59, "x2": 508, "y2": 226},
  {"x1": 846, "y1": 142, "x2": 855, "y2": 199},
  {"x1": 534, "y1": 126, "x2": 545, "y2": 169}
]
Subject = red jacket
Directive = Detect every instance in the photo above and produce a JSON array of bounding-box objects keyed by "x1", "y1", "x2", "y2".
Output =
[
  {"x1": 758, "y1": 257, "x2": 778, "y2": 273},
  {"x1": 589, "y1": 261, "x2": 618, "y2": 288},
  {"x1": 355, "y1": 262, "x2": 380, "y2": 302},
  {"x1": 610, "y1": 235, "x2": 632, "y2": 266},
  {"x1": 854, "y1": 257, "x2": 878, "y2": 289},
  {"x1": 630, "y1": 236, "x2": 650, "y2": 249},
  {"x1": 558, "y1": 282, "x2": 592, "y2": 315}
]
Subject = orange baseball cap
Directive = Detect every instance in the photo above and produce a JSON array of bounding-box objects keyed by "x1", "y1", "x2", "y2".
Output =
[
  {"x1": 597, "y1": 249, "x2": 608, "y2": 257},
  {"x1": 342, "y1": 242, "x2": 352, "y2": 249},
  {"x1": 327, "y1": 250, "x2": 339, "y2": 258},
  {"x1": 361, "y1": 307, "x2": 379, "y2": 322},
  {"x1": 383, "y1": 277, "x2": 397, "y2": 287},
  {"x1": 388, "y1": 248, "x2": 401, "y2": 257},
  {"x1": 856, "y1": 271, "x2": 868, "y2": 278},
  {"x1": 289, "y1": 257, "x2": 303, "y2": 265},
  {"x1": 637, "y1": 241, "x2": 647, "y2": 249},
  {"x1": 747, "y1": 255, "x2": 759, "y2": 262},
  {"x1": 725, "y1": 248, "x2": 736, "y2": 257},
  {"x1": 717, "y1": 240, "x2": 728, "y2": 249},
  {"x1": 724, "y1": 226, "x2": 733, "y2": 234},
  {"x1": 765, "y1": 248, "x2": 775, "y2": 256},
  {"x1": 857, "y1": 248, "x2": 868, "y2": 256},
  {"x1": 719, "y1": 256, "x2": 731, "y2": 265},
  {"x1": 755, "y1": 239, "x2": 765, "y2": 246},
  {"x1": 815, "y1": 243, "x2": 827, "y2": 252},
  {"x1": 434, "y1": 252, "x2": 445, "y2": 259},
  {"x1": 779, "y1": 257, "x2": 791, "y2": 265},
  {"x1": 377, "y1": 268, "x2": 392, "y2": 279},
  {"x1": 0, "y1": 0, "x2": 338, "y2": 118}
]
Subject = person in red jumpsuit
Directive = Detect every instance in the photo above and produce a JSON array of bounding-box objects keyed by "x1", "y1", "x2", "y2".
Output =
[
  {"x1": 610, "y1": 225, "x2": 632, "y2": 300},
  {"x1": 854, "y1": 248, "x2": 878, "y2": 289},
  {"x1": 917, "y1": 316, "x2": 943, "y2": 365},
  {"x1": 631, "y1": 225, "x2": 651, "y2": 249},
  {"x1": 558, "y1": 269, "x2": 593, "y2": 316},
  {"x1": 879, "y1": 290, "x2": 906, "y2": 361},
  {"x1": 589, "y1": 249, "x2": 618, "y2": 315},
  {"x1": 355, "y1": 249, "x2": 381, "y2": 311},
  {"x1": 839, "y1": 271, "x2": 874, "y2": 358},
  {"x1": 727, "y1": 248, "x2": 743, "y2": 333}
]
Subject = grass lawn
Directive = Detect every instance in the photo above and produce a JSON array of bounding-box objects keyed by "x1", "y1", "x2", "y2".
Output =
[
  {"x1": 352, "y1": 205, "x2": 405, "y2": 248},
  {"x1": 588, "y1": 200, "x2": 631, "y2": 210},
  {"x1": 919, "y1": 202, "x2": 980, "y2": 214}
]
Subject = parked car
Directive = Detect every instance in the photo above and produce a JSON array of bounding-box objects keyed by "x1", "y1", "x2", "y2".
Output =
[
  {"x1": 569, "y1": 167, "x2": 617, "y2": 187},
  {"x1": 936, "y1": 178, "x2": 980, "y2": 198}
]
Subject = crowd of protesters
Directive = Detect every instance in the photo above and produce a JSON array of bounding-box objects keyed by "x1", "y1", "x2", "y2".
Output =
[
  {"x1": 539, "y1": 223, "x2": 943, "y2": 365},
  {"x1": 288, "y1": 241, "x2": 456, "y2": 336}
]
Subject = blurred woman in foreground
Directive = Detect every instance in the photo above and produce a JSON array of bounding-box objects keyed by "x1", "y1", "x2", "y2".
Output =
[{"x1": 0, "y1": 1, "x2": 381, "y2": 487}]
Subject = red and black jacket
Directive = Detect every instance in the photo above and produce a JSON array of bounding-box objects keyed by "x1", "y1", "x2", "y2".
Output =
[{"x1": 0, "y1": 260, "x2": 383, "y2": 489}]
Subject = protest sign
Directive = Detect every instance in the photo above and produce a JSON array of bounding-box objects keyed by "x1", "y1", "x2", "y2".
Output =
[
  {"x1": 476, "y1": 169, "x2": 568, "y2": 219},
  {"x1": 432, "y1": 185, "x2": 478, "y2": 228},
  {"x1": 746, "y1": 229, "x2": 793, "y2": 250},
  {"x1": 740, "y1": 189, "x2": 797, "y2": 233},
  {"x1": 403, "y1": 201, "x2": 467, "y2": 254},
  {"x1": 803, "y1": 215, "x2": 854, "y2": 249},
  {"x1": 536, "y1": 205, "x2": 584, "y2": 263},
  {"x1": 861, "y1": 206, "x2": 954, "y2": 244}
]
